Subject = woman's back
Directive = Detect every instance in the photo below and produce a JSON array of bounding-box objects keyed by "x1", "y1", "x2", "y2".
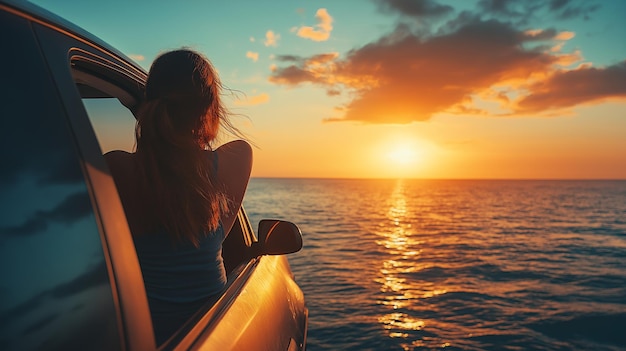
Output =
[
  {"x1": 106, "y1": 149, "x2": 228, "y2": 296},
  {"x1": 106, "y1": 143, "x2": 251, "y2": 344},
  {"x1": 132, "y1": 225, "x2": 226, "y2": 344},
  {"x1": 133, "y1": 226, "x2": 226, "y2": 303}
]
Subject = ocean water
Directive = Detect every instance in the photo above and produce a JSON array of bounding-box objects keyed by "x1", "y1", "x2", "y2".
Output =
[{"x1": 243, "y1": 179, "x2": 626, "y2": 351}]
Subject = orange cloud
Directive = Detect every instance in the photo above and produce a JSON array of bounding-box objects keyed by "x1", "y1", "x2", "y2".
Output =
[
  {"x1": 246, "y1": 51, "x2": 259, "y2": 62},
  {"x1": 234, "y1": 93, "x2": 270, "y2": 106},
  {"x1": 305, "y1": 52, "x2": 339, "y2": 65},
  {"x1": 555, "y1": 31, "x2": 575, "y2": 40},
  {"x1": 269, "y1": 16, "x2": 626, "y2": 124},
  {"x1": 297, "y1": 8, "x2": 333, "y2": 42},
  {"x1": 264, "y1": 30, "x2": 280, "y2": 47}
]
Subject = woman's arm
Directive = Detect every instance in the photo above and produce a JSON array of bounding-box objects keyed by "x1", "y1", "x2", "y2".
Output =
[{"x1": 215, "y1": 140, "x2": 253, "y2": 236}]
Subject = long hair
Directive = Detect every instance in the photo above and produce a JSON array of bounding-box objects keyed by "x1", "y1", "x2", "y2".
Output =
[{"x1": 135, "y1": 49, "x2": 229, "y2": 246}]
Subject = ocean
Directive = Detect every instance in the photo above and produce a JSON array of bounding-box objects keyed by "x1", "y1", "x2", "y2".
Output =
[{"x1": 243, "y1": 179, "x2": 626, "y2": 351}]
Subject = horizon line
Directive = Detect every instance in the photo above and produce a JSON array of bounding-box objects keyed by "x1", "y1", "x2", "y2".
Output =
[{"x1": 249, "y1": 176, "x2": 626, "y2": 181}]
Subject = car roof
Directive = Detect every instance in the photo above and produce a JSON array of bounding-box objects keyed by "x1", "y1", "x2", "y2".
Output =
[{"x1": 1, "y1": 0, "x2": 146, "y2": 75}]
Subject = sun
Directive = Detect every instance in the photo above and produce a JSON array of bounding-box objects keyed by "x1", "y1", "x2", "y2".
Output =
[
  {"x1": 386, "y1": 144, "x2": 419, "y2": 166},
  {"x1": 375, "y1": 137, "x2": 433, "y2": 178}
]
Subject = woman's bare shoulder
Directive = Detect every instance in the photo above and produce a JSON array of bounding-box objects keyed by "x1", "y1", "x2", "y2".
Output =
[
  {"x1": 212, "y1": 140, "x2": 253, "y2": 234},
  {"x1": 215, "y1": 140, "x2": 252, "y2": 159},
  {"x1": 214, "y1": 140, "x2": 252, "y2": 173}
]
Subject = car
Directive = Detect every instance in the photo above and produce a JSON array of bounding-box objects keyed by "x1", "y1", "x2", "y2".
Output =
[{"x1": 0, "y1": 1, "x2": 308, "y2": 350}]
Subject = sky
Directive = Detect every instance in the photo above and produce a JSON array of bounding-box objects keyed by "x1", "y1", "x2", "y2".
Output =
[{"x1": 30, "y1": 0, "x2": 626, "y2": 179}]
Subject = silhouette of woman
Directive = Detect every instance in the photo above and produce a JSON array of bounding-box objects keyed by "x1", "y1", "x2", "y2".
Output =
[{"x1": 105, "y1": 49, "x2": 252, "y2": 344}]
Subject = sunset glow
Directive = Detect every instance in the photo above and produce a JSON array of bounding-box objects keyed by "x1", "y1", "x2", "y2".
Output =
[
  {"x1": 34, "y1": 0, "x2": 626, "y2": 179},
  {"x1": 387, "y1": 144, "x2": 419, "y2": 166}
]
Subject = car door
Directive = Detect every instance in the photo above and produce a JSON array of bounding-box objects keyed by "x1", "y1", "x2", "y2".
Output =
[{"x1": 0, "y1": 6, "x2": 125, "y2": 351}]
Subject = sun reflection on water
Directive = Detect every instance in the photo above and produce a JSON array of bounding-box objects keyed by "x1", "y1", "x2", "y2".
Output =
[
  {"x1": 374, "y1": 179, "x2": 449, "y2": 348},
  {"x1": 378, "y1": 312, "x2": 425, "y2": 332}
]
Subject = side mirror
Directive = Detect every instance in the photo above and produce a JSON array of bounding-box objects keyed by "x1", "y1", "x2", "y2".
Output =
[{"x1": 255, "y1": 219, "x2": 303, "y2": 255}]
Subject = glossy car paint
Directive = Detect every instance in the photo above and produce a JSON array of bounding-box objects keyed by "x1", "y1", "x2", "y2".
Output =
[{"x1": 0, "y1": 1, "x2": 307, "y2": 350}]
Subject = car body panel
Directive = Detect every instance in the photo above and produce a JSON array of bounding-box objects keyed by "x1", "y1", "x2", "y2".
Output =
[{"x1": 188, "y1": 256, "x2": 306, "y2": 351}]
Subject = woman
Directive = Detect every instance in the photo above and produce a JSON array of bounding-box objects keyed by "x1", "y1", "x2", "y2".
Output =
[{"x1": 105, "y1": 49, "x2": 252, "y2": 344}]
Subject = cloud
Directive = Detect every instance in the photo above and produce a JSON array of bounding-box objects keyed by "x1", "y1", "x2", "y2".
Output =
[
  {"x1": 269, "y1": 65, "x2": 320, "y2": 86},
  {"x1": 268, "y1": 14, "x2": 626, "y2": 124},
  {"x1": 1, "y1": 192, "x2": 92, "y2": 237},
  {"x1": 0, "y1": 264, "x2": 108, "y2": 325},
  {"x1": 554, "y1": 31, "x2": 575, "y2": 41},
  {"x1": 234, "y1": 93, "x2": 270, "y2": 106},
  {"x1": 267, "y1": 0, "x2": 622, "y2": 124},
  {"x1": 515, "y1": 61, "x2": 626, "y2": 113},
  {"x1": 269, "y1": 53, "x2": 340, "y2": 87},
  {"x1": 551, "y1": 0, "x2": 601, "y2": 20},
  {"x1": 275, "y1": 53, "x2": 339, "y2": 66},
  {"x1": 375, "y1": 0, "x2": 453, "y2": 18},
  {"x1": 129, "y1": 54, "x2": 145, "y2": 61},
  {"x1": 477, "y1": 0, "x2": 601, "y2": 24},
  {"x1": 246, "y1": 51, "x2": 259, "y2": 62},
  {"x1": 523, "y1": 28, "x2": 558, "y2": 40},
  {"x1": 297, "y1": 8, "x2": 333, "y2": 42},
  {"x1": 264, "y1": 30, "x2": 280, "y2": 47}
]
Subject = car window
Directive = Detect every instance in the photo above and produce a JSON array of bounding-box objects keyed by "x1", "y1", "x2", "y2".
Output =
[
  {"x1": 82, "y1": 97, "x2": 136, "y2": 153},
  {"x1": 0, "y1": 13, "x2": 121, "y2": 350},
  {"x1": 72, "y1": 68, "x2": 138, "y2": 154}
]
